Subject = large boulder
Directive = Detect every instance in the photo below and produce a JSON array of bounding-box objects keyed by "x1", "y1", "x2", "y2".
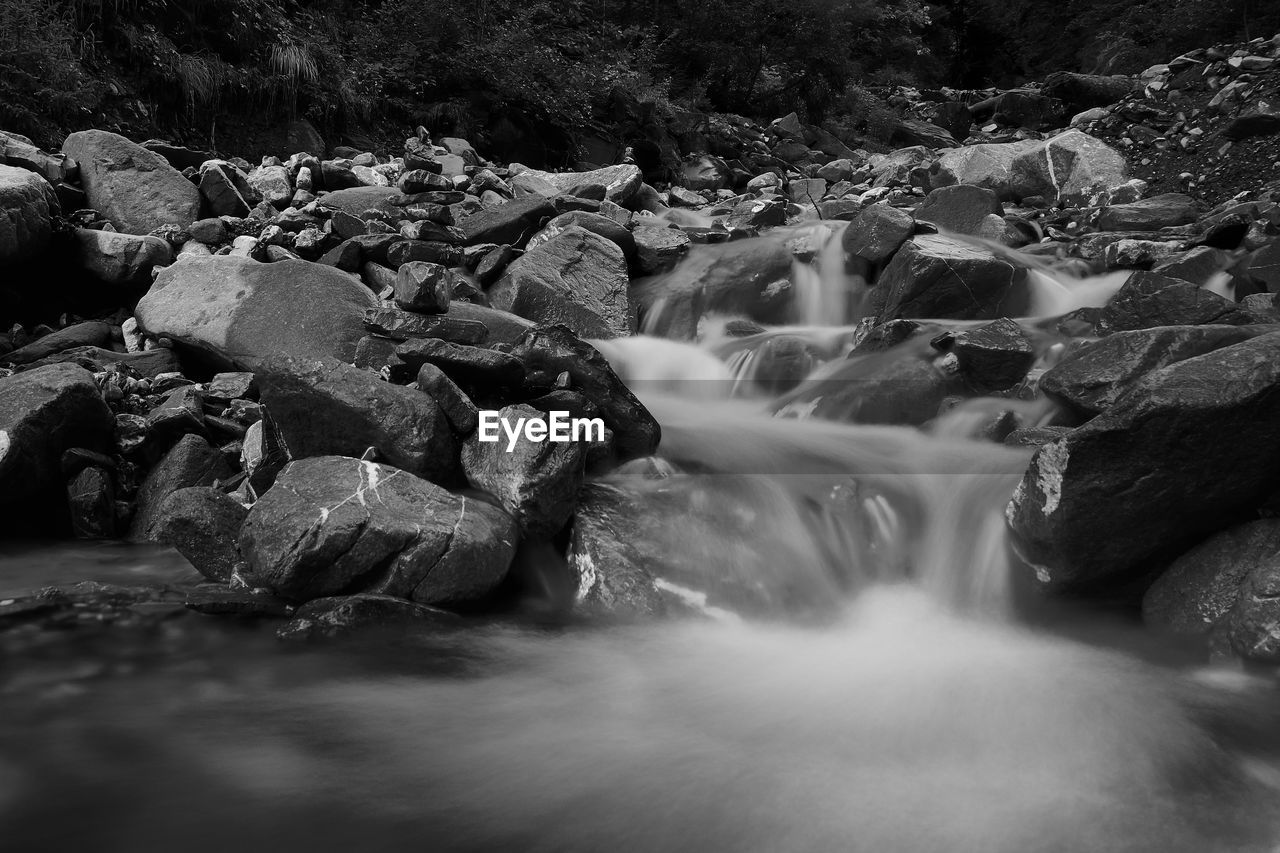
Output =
[
  {"x1": 458, "y1": 196, "x2": 556, "y2": 246},
  {"x1": 509, "y1": 163, "x2": 642, "y2": 205},
  {"x1": 1008, "y1": 131, "x2": 1128, "y2": 204},
  {"x1": 1097, "y1": 193, "x2": 1199, "y2": 232},
  {"x1": 842, "y1": 204, "x2": 915, "y2": 271},
  {"x1": 0, "y1": 164, "x2": 55, "y2": 264},
  {"x1": 135, "y1": 255, "x2": 377, "y2": 370},
  {"x1": 873, "y1": 235, "x2": 1028, "y2": 321},
  {"x1": 1041, "y1": 325, "x2": 1274, "y2": 417},
  {"x1": 61, "y1": 130, "x2": 201, "y2": 234},
  {"x1": 0, "y1": 363, "x2": 114, "y2": 535},
  {"x1": 239, "y1": 456, "x2": 516, "y2": 606},
  {"x1": 635, "y1": 238, "x2": 794, "y2": 339},
  {"x1": 1096, "y1": 272, "x2": 1253, "y2": 334},
  {"x1": 1007, "y1": 332, "x2": 1280, "y2": 591},
  {"x1": 929, "y1": 141, "x2": 1040, "y2": 200},
  {"x1": 913, "y1": 185, "x2": 1003, "y2": 236},
  {"x1": 489, "y1": 225, "x2": 632, "y2": 339},
  {"x1": 145, "y1": 486, "x2": 248, "y2": 582},
  {"x1": 258, "y1": 355, "x2": 457, "y2": 485},
  {"x1": 72, "y1": 228, "x2": 172, "y2": 286}
]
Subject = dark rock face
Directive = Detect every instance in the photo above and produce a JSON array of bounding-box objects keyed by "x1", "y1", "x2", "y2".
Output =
[
  {"x1": 1040, "y1": 325, "x2": 1273, "y2": 417},
  {"x1": 873, "y1": 235, "x2": 1027, "y2": 321},
  {"x1": 0, "y1": 364, "x2": 114, "y2": 535},
  {"x1": 67, "y1": 466, "x2": 116, "y2": 539},
  {"x1": 1042, "y1": 72, "x2": 1139, "y2": 112},
  {"x1": 257, "y1": 356, "x2": 457, "y2": 485},
  {"x1": 145, "y1": 487, "x2": 249, "y2": 582},
  {"x1": 61, "y1": 130, "x2": 201, "y2": 234},
  {"x1": 1007, "y1": 332, "x2": 1280, "y2": 591},
  {"x1": 0, "y1": 164, "x2": 55, "y2": 263},
  {"x1": 528, "y1": 211, "x2": 636, "y2": 258},
  {"x1": 395, "y1": 339, "x2": 525, "y2": 387},
  {"x1": 129, "y1": 434, "x2": 236, "y2": 539},
  {"x1": 636, "y1": 238, "x2": 794, "y2": 339},
  {"x1": 277, "y1": 593, "x2": 459, "y2": 641},
  {"x1": 510, "y1": 325, "x2": 660, "y2": 459},
  {"x1": 489, "y1": 225, "x2": 632, "y2": 338},
  {"x1": 135, "y1": 255, "x2": 378, "y2": 370},
  {"x1": 458, "y1": 197, "x2": 556, "y2": 246},
  {"x1": 1, "y1": 322, "x2": 114, "y2": 367},
  {"x1": 913, "y1": 185, "x2": 1003, "y2": 236},
  {"x1": 1143, "y1": 520, "x2": 1280, "y2": 635},
  {"x1": 1096, "y1": 272, "x2": 1253, "y2": 334},
  {"x1": 946, "y1": 317, "x2": 1035, "y2": 392},
  {"x1": 462, "y1": 404, "x2": 587, "y2": 538},
  {"x1": 394, "y1": 261, "x2": 452, "y2": 313},
  {"x1": 239, "y1": 456, "x2": 516, "y2": 606}
]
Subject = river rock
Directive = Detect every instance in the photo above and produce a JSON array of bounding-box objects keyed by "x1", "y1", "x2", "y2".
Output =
[
  {"x1": 1007, "y1": 331, "x2": 1280, "y2": 590},
  {"x1": 128, "y1": 434, "x2": 235, "y2": 539},
  {"x1": 1218, "y1": 561, "x2": 1280, "y2": 664},
  {"x1": 248, "y1": 164, "x2": 293, "y2": 208},
  {"x1": 240, "y1": 456, "x2": 517, "y2": 605},
  {"x1": 842, "y1": 204, "x2": 915, "y2": 270},
  {"x1": 67, "y1": 465, "x2": 116, "y2": 539},
  {"x1": 0, "y1": 364, "x2": 114, "y2": 534},
  {"x1": 0, "y1": 164, "x2": 55, "y2": 263},
  {"x1": 1097, "y1": 193, "x2": 1199, "y2": 232},
  {"x1": 510, "y1": 164, "x2": 641, "y2": 205},
  {"x1": 929, "y1": 141, "x2": 1039, "y2": 200},
  {"x1": 489, "y1": 225, "x2": 631, "y2": 338},
  {"x1": 1143, "y1": 519, "x2": 1280, "y2": 636},
  {"x1": 1096, "y1": 271, "x2": 1253, "y2": 334},
  {"x1": 394, "y1": 261, "x2": 452, "y2": 313},
  {"x1": 395, "y1": 338, "x2": 525, "y2": 388},
  {"x1": 913, "y1": 185, "x2": 1003, "y2": 236},
  {"x1": 873, "y1": 235, "x2": 1027, "y2": 321},
  {"x1": 462, "y1": 404, "x2": 586, "y2": 538},
  {"x1": 72, "y1": 228, "x2": 173, "y2": 286},
  {"x1": 1008, "y1": 131, "x2": 1128, "y2": 204},
  {"x1": 277, "y1": 594, "x2": 460, "y2": 641},
  {"x1": 415, "y1": 363, "x2": 478, "y2": 434},
  {"x1": 946, "y1": 317, "x2": 1035, "y2": 391},
  {"x1": 146, "y1": 486, "x2": 248, "y2": 582},
  {"x1": 1, "y1": 322, "x2": 114, "y2": 366},
  {"x1": 458, "y1": 196, "x2": 557, "y2": 247},
  {"x1": 62, "y1": 130, "x2": 201, "y2": 234},
  {"x1": 257, "y1": 355, "x2": 457, "y2": 484},
  {"x1": 1040, "y1": 324, "x2": 1273, "y2": 417},
  {"x1": 525, "y1": 211, "x2": 636, "y2": 258},
  {"x1": 135, "y1": 255, "x2": 377, "y2": 370},
  {"x1": 776, "y1": 353, "x2": 963, "y2": 425}
]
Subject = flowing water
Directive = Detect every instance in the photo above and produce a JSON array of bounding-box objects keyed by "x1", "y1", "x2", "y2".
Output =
[{"x1": 2, "y1": 225, "x2": 1279, "y2": 852}]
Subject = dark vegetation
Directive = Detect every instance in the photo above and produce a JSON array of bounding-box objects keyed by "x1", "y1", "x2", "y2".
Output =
[{"x1": 2, "y1": 0, "x2": 1279, "y2": 163}]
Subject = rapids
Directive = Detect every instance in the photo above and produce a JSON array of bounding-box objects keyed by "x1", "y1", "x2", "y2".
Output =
[{"x1": 2, "y1": 223, "x2": 1279, "y2": 852}]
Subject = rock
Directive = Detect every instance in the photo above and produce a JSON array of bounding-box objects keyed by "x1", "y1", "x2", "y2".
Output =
[
  {"x1": 913, "y1": 185, "x2": 1003, "y2": 236},
  {"x1": 776, "y1": 353, "x2": 963, "y2": 425},
  {"x1": 146, "y1": 486, "x2": 248, "y2": 582},
  {"x1": 458, "y1": 196, "x2": 556, "y2": 246},
  {"x1": 890, "y1": 119, "x2": 958, "y2": 148},
  {"x1": 636, "y1": 238, "x2": 793, "y2": 339},
  {"x1": 363, "y1": 307, "x2": 489, "y2": 345},
  {"x1": 682, "y1": 155, "x2": 731, "y2": 191},
  {"x1": 22, "y1": 346, "x2": 179, "y2": 379},
  {"x1": 725, "y1": 196, "x2": 787, "y2": 229},
  {"x1": 1096, "y1": 271, "x2": 1253, "y2": 334},
  {"x1": 395, "y1": 338, "x2": 525, "y2": 387},
  {"x1": 1008, "y1": 131, "x2": 1128, "y2": 204},
  {"x1": 462, "y1": 404, "x2": 586, "y2": 538},
  {"x1": 446, "y1": 302, "x2": 534, "y2": 346},
  {"x1": 525, "y1": 211, "x2": 636, "y2": 258},
  {"x1": 489, "y1": 225, "x2": 631, "y2": 339},
  {"x1": 205, "y1": 372, "x2": 258, "y2": 401},
  {"x1": 1007, "y1": 332, "x2": 1280, "y2": 590},
  {"x1": 67, "y1": 466, "x2": 116, "y2": 539},
  {"x1": 135, "y1": 255, "x2": 378, "y2": 370},
  {"x1": 1152, "y1": 247, "x2": 1230, "y2": 287},
  {"x1": 61, "y1": 130, "x2": 201, "y2": 234},
  {"x1": 1223, "y1": 104, "x2": 1280, "y2": 141},
  {"x1": 315, "y1": 185, "x2": 401, "y2": 220},
  {"x1": 631, "y1": 223, "x2": 690, "y2": 274},
  {"x1": 0, "y1": 164, "x2": 55, "y2": 263},
  {"x1": 511, "y1": 163, "x2": 642, "y2": 205},
  {"x1": 509, "y1": 325, "x2": 659, "y2": 459},
  {"x1": 989, "y1": 90, "x2": 1065, "y2": 130},
  {"x1": 248, "y1": 164, "x2": 293, "y2": 208},
  {"x1": 1143, "y1": 520, "x2": 1280, "y2": 636},
  {"x1": 1098, "y1": 193, "x2": 1199, "y2": 231},
  {"x1": 873, "y1": 235, "x2": 1028, "y2": 322},
  {"x1": 1, "y1": 322, "x2": 114, "y2": 366},
  {"x1": 72, "y1": 228, "x2": 172, "y2": 286},
  {"x1": 1042, "y1": 72, "x2": 1140, "y2": 112},
  {"x1": 129, "y1": 434, "x2": 236, "y2": 539},
  {"x1": 198, "y1": 162, "x2": 252, "y2": 216},
  {"x1": 258, "y1": 355, "x2": 457, "y2": 484},
  {"x1": 1102, "y1": 239, "x2": 1184, "y2": 270},
  {"x1": 1041, "y1": 325, "x2": 1273, "y2": 417},
  {"x1": 1218, "y1": 560, "x2": 1280, "y2": 664},
  {"x1": 945, "y1": 317, "x2": 1035, "y2": 391},
  {"x1": 277, "y1": 593, "x2": 459, "y2": 641},
  {"x1": 240, "y1": 456, "x2": 516, "y2": 605},
  {"x1": 415, "y1": 363, "x2": 478, "y2": 434},
  {"x1": 842, "y1": 204, "x2": 915, "y2": 269},
  {"x1": 0, "y1": 364, "x2": 114, "y2": 535},
  {"x1": 930, "y1": 141, "x2": 1039, "y2": 200},
  {"x1": 394, "y1": 261, "x2": 452, "y2": 313}
]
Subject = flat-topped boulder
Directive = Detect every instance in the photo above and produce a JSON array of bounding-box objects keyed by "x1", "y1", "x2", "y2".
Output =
[{"x1": 508, "y1": 163, "x2": 642, "y2": 205}]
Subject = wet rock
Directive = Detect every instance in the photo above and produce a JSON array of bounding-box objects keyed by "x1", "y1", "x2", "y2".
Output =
[
  {"x1": 129, "y1": 433, "x2": 235, "y2": 539},
  {"x1": 61, "y1": 130, "x2": 201, "y2": 234},
  {"x1": 395, "y1": 338, "x2": 525, "y2": 388},
  {"x1": 1096, "y1": 271, "x2": 1253, "y2": 334},
  {"x1": 776, "y1": 354, "x2": 962, "y2": 426},
  {"x1": 67, "y1": 465, "x2": 116, "y2": 539},
  {"x1": 631, "y1": 223, "x2": 691, "y2": 275},
  {"x1": 72, "y1": 228, "x2": 172, "y2": 286},
  {"x1": 510, "y1": 325, "x2": 660, "y2": 459},
  {"x1": 0, "y1": 163, "x2": 55, "y2": 263},
  {"x1": 363, "y1": 307, "x2": 489, "y2": 345},
  {"x1": 945, "y1": 317, "x2": 1035, "y2": 391},
  {"x1": 258, "y1": 355, "x2": 457, "y2": 484},
  {"x1": 1007, "y1": 332, "x2": 1280, "y2": 590},
  {"x1": 462, "y1": 404, "x2": 586, "y2": 538},
  {"x1": 929, "y1": 141, "x2": 1040, "y2": 200},
  {"x1": 135, "y1": 255, "x2": 377, "y2": 370},
  {"x1": 725, "y1": 196, "x2": 787, "y2": 229},
  {"x1": 489, "y1": 225, "x2": 631, "y2": 339},
  {"x1": 185, "y1": 586, "x2": 294, "y2": 618},
  {"x1": 146, "y1": 486, "x2": 248, "y2": 582},
  {"x1": 842, "y1": 204, "x2": 915, "y2": 270},
  {"x1": 240, "y1": 456, "x2": 516, "y2": 605},
  {"x1": 1218, "y1": 561, "x2": 1280, "y2": 664},
  {"x1": 1008, "y1": 131, "x2": 1128, "y2": 204},
  {"x1": 874, "y1": 235, "x2": 1027, "y2": 322},
  {"x1": 1097, "y1": 194, "x2": 1199, "y2": 231},
  {"x1": 1041, "y1": 324, "x2": 1272, "y2": 417},
  {"x1": 914, "y1": 185, "x2": 1003, "y2": 236},
  {"x1": 0, "y1": 364, "x2": 114, "y2": 535},
  {"x1": 277, "y1": 594, "x2": 460, "y2": 641},
  {"x1": 415, "y1": 363, "x2": 478, "y2": 434},
  {"x1": 458, "y1": 197, "x2": 557, "y2": 246},
  {"x1": 1143, "y1": 519, "x2": 1280, "y2": 636},
  {"x1": 636, "y1": 238, "x2": 793, "y2": 339},
  {"x1": 1152, "y1": 247, "x2": 1230, "y2": 287},
  {"x1": 525, "y1": 211, "x2": 635, "y2": 258},
  {"x1": 510, "y1": 164, "x2": 641, "y2": 205},
  {"x1": 394, "y1": 261, "x2": 452, "y2": 313},
  {"x1": 1005, "y1": 426, "x2": 1072, "y2": 447}
]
